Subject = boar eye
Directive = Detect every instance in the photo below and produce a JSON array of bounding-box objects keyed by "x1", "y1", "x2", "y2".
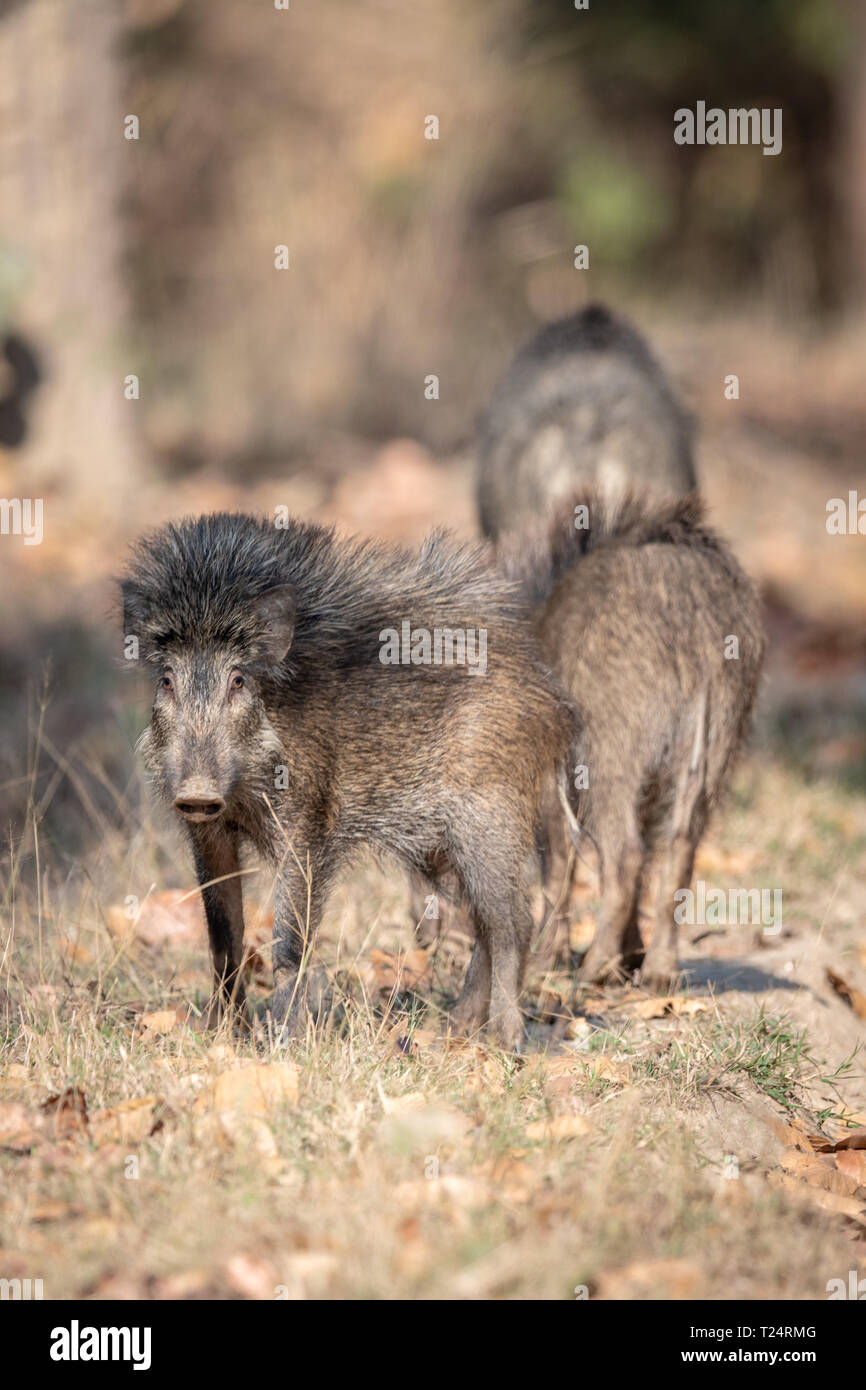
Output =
[
  {"x1": 160, "y1": 671, "x2": 174, "y2": 693},
  {"x1": 229, "y1": 670, "x2": 245, "y2": 693}
]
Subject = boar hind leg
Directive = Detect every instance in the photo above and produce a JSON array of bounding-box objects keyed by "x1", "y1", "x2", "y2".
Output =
[
  {"x1": 642, "y1": 782, "x2": 706, "y2": 992},
  {"x1": 270, "y1": 843, "x2": 332, "y2": 1039},
  {"x1": 642, "y1": 710, "x2": 709, "y2": 993},
  {"x1": 189, "y1": 825, "x2": 247, "y2": 1027},
  {"x1": 579, "y1": 823, "x2": 644, "y2": 986},
  {"x1": 640, "y1": 834, "x2": 695, "y2": 993}
]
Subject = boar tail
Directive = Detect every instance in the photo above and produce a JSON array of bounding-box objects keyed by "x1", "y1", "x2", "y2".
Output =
[
  {"x1": 671, "y1": 684, "x2": 710, "y2": 840},
  {"x1": 558, "y1": 773, "x2": 581, "y2": 845},
  {"x1": 558, "y1": 761, "x2": 598, "y2": 868}
]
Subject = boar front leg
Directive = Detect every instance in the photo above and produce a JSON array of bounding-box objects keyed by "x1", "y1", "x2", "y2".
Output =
[
  {"x1": 450, "y1": 933, "x2": 491, "y2": 1037},
  {"x1": 269, "y1": 839, "x2": 333, "y2": 1039},
  {"x1": 451, "y1": 819, "x2": 533, "y2": 1050},
  {"x1": 189, "y1": 823, "x2": 247, "y2": 1027}
]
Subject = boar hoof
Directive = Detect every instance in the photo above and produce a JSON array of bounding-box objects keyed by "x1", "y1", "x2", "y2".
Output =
[
  {"x1": 268, "y1": 997, "x2": 308, "y2": 1042},
  {"x1": 198, "y1": 994, "x2": 248, "y2": 1033},
  {"x1": 269, "y1": 971, "x2": 329, "y2": 1041},
  {"x1": 488, "y1": 1010, "x2": 524, "y2": 1054},
  {"x1": 640, "y1": 957, "x2": 680, "y2": 994},
  {"x1": 448, "y1": 1002, "x2": 486, "y2": 1040},
  {"x1": 578, "y1": 947, "x2": 629, "y2": 987}
]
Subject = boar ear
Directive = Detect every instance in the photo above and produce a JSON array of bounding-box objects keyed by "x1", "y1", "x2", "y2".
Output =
[
  {"x1": 121, "y1": 581, "x2": 141, "y2": 635},
  {"x1": 120, "y1": 581, "x2": 153, "y2": 659},
  {"x1": 252, "y1": 584, "x2": 296, "y2": 665}
]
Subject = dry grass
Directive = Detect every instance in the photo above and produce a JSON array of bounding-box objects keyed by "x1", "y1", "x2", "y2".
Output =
[{"x1": 2, "y1": 725, "x2": 865, "y2": 1301}]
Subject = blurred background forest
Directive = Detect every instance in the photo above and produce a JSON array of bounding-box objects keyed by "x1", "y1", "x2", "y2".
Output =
[{"x1": 1, "y1": 0, "x2": 865, "y2": 859}]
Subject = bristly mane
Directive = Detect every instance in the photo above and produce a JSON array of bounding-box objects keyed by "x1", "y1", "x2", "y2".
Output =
[
  {"x1": 511, "y1": 303, "x2": 660, "y2": 370},
  {"x1": 496, "y1": 488, "x2": 731, "y2": 608},
  {"x1": 120, "y1": 511, "x2": 528, "y2": 676}
]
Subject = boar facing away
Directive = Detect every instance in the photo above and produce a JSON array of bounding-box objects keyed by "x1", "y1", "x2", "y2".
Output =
[
  {"x1": 121, "y1": 512, "x2": 574, "y2": 1048},
  {"x1": 477, "y1": 304, "x2": 696, "y2": 540},
  {"x1": 498, "y1": 489, "x2": 764, "y2": 990}
]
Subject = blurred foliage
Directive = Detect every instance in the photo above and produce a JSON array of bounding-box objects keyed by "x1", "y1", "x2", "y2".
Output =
[
  {"x1": 522, "y1": 0, "x2": 852, "y2": 308},
  {"x1": 559, "y1": 148, "x2": 673, "y2": 264},
  {"x1": 1, "y1": 0, "x2": 863, "y2": 468}
]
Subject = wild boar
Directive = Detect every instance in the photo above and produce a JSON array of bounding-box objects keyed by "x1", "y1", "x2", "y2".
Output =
[
  {"x1": 121, "y1": 512, "x2": 574, "y2": 1048},
  {"x1": 497, "y1": 488, "x2": 764, "y2": 990},
  {"x1": 477, "y1": 304, "x2": 696, "y2": 539}
]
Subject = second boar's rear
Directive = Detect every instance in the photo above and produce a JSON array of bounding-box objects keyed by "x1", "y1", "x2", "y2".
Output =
[{"x1": 498, "y1": 489, "x2": 764, "y2": 990}]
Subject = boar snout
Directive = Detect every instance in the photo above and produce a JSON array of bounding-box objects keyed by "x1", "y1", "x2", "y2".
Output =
[{"x1": 174, "y1": 783, "x2": 226, "y2": 823}]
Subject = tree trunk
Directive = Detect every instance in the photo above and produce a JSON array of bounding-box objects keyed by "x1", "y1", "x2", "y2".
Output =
[{"x1": 0, "y1": 0, "x2": 141, "y2": 496}]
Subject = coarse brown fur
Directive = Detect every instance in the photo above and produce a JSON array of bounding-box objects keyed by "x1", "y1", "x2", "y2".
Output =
[
  {"x1": 497, "y1": 488, "x2": 765, "y2": 989},
  {"x1": 477, "y1": 305, "x2": 696, "y2": 539},
  {"x1": 121, "y1": 512, "x2": 575, "y2": 1048}
]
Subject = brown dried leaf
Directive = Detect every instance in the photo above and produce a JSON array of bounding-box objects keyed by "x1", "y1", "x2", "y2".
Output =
[
  {"x1": 275, "y1": 1251, "x2": 340, "y2": 1300},
  {"x1": 537, "y1": 1051, "x2": 632, "y2": 1090},
  {"x1": 88, "y1": 1096, "x2": 164, "y2": 1146},
  {"x1": 370, "y1": 948, "x2": 431, "y2": 993},
  {"x1": 90, "y1": 1271, "x2": 149, "y2": 1300},
  {"x1": 757, "y1": 1106, "x2": 828, "y2": 1153},
  {"x1": 0, "y1": 1100, "x2": 38, "y2": 1151},
  {"x1": 583, "y1": 1054, "x2": 633, "y2": 1085},
  {"x1": 596, "y1": 1257, "x2": 702, "y2": 1300},
  {"x1": 390, "y1": 1026, "x2": 440, "y2": 1059},
  {"x1": 242, "y1": 946, "x2": 271, "y2": 987},
  {"x1": 58, "y1": 935, "x2": 92, "y2": 965},
  {"x1": 779, "y1": 1148, "x2": 863, "y2": 1198},
  {"x1": 767, "y1": 1170, "x2": 866, "y2": 1224},
  {"x1": 694, "y1": 845, "x2": 759, "y2": 877},
  {"x1": 41, "y1": 1087, "x2": 88, "y2": 1139},
  {"x1": 474, "y1": 1152, "x2": 535, "y2": 1203},
  {"x1": 107, "y1": 889, "x2": 205, "y2": 948},
  {"x1": 140, "y1": 1008, "x2": 183, "y2": 1036},
  {"x1": 835, "y1": 1150, "x2": 866, "y2": 1185},
  {"x1": 807, "y1": 1126, "x2": 866, "y2": 1154},
  {"x1": 534, "y1": 985, "x2": 566, "y2": 1024},
  {"x1": 223, "y1": 1253, "x2": 277, "y2": 1300},
  {"x1": 380, "y1": 1089, "x2": 427, "y2": 1116},
  {"x1": 2, "y1": 1063, "x2": 29, "y2": 1088},
  {"x1": 393, "y1": 1175, "x2": 491, "y2": 1212},
  {"x1": 208, "y1": 1063, "x2": 299, "y2": 1118},
  {"x1": 631, "y1": 996, "x2": 711, "y2": 1020},
  {"x1": 673, "y1": 998, "x2": 713, "y2": 1017},
  {"x1": 152, "y1": 1268, "x2": 212, "y2": 1300},
  {"x1": 218, "y1": 1112, "x2": 281, "y2": 1170},
  {"x1": 526, "y1": 1113, "x2": 592, "y2": 1141},
  {"x1": 826, "y1": 969, "x2": 866, "y2": 1021},
  {"x1": 380, "y1": 1101, "x2": 473, "y2": 1152},
  {"x1": 29, "y1": 1199, "x2": 82, "y2": 1223}
]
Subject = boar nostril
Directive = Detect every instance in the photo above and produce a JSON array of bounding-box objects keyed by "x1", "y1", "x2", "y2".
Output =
[{"x1": 174, "y1": 794, "x2": 226, "y2": 822}]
